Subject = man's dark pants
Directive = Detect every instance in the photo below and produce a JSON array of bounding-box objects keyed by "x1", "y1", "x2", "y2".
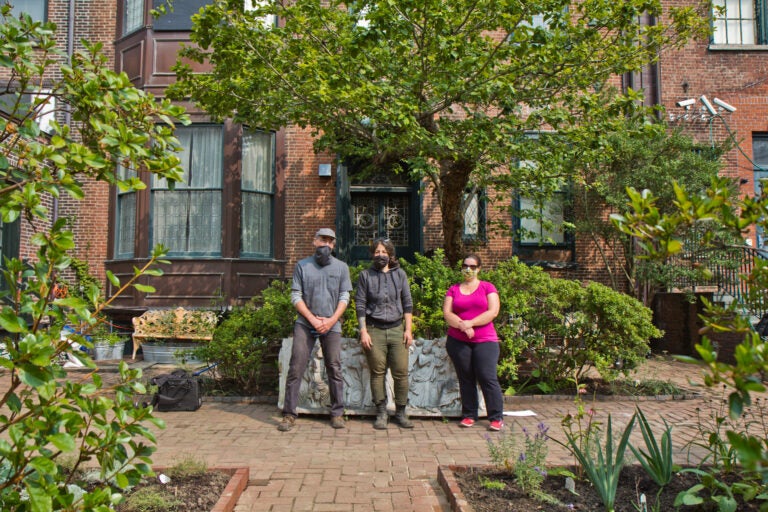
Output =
[{"x1": 283, "y1": 322, "x2": 345, "y2": 418}]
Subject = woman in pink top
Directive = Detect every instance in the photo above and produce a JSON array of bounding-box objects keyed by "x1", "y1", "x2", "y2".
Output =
[{"x1": 443, "y1": 254, "x2": 504, "y2": 431}]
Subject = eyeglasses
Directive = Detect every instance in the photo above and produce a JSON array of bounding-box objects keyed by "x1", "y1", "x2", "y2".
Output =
[{"x1": 461, "y1": 264, "x2": 478, "y2": 270}]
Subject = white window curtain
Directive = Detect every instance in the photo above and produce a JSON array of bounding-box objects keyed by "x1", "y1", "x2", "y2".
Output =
[
  {"x1": 151, "y1": 126, "x2": 223, "y2": 255},
  {"x1": 241, "y1": 129, "x2": 275, "y2": 257}
]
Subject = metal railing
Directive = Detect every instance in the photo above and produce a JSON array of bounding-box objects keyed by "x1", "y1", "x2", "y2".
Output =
[{"x1": 665, "y1": 244, "x2": 767, "y2": 319}]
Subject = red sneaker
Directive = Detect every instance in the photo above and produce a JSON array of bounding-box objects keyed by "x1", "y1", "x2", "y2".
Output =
[
  {"x1": 488, "y1": 420, "x2": 504, "y2": 431},
  {"x1": 459, "y1": 418, "x2": 475, "y2": 428}
]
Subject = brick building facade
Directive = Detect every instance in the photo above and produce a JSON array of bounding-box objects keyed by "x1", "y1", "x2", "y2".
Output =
[
  {"x1": 659, "y1": 0, "x2": 768, "y2": 248},
  {"x1": 2, "y1": 0, "x2": 764, "y2": 315}
]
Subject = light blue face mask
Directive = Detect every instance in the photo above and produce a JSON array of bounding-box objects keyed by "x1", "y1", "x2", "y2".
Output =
[{"x1": 461, "y1": 268, "x2": 479, "y2": 280}]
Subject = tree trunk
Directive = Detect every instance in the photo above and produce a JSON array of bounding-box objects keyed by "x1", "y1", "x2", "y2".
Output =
[{"x1": 437, "y1": 159, "x2": 474, "y2": 266}]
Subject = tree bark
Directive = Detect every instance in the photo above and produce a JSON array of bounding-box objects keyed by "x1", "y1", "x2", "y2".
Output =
[{"x1": 437, "y1": 158, "x2": 474, "y2": 266}]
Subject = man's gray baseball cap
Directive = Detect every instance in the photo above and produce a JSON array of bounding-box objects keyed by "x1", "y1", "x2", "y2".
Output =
[{"x1": 315, "y1": 228, "x2": 336, "y2": 239}]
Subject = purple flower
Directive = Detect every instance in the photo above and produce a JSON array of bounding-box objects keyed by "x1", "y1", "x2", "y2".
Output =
[{"x1": 518, "y1": 453, "x2": 526, "y2": 462}]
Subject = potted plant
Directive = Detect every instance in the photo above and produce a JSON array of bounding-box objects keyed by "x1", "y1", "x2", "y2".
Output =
[{"x1": 91, "y1": 327, "x2": 128, "y2": 361}]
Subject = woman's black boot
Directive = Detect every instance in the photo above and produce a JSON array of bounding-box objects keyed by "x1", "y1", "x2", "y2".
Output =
[
  {"x1": 394, "y1": 405, "x2": 414, "y2": 428},
  {"x1": 374, "y1": 402, "x2": 388, "y2": 430}
]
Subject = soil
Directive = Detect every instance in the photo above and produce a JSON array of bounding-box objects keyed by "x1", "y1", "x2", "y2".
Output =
[
  {"x1": 454, "y1": 465, "x2": 763, "y2": 511},
  {"x1": 114, "y1": 470, "x2": 231, "y2": 511}
]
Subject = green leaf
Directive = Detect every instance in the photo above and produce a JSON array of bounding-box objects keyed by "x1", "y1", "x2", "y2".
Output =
[
  {"x1": 27, "y1": 482, "x2": 53, "y2": 512},
  {"x1": 682, "y1": 493, "x2": 704, "y2": 505},
  {"x1": 47, "y1": 433, "x2": 76, "y2": 452},
  {"x1": 133, "y1": 284, "x2": 156, "y2": 293},
  {"x1": 29, "y1": 455, "x2": 56, "y2": 474},
  {"x1": 0, "y1": 308, "x2": 27, "y2": 333},
  {"x1": 107, "y1": 270, "x2": 120, "y2": 287}
]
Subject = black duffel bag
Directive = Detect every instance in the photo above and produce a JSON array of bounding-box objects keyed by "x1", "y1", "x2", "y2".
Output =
[{"x1": 150, "y1": 369, "x2": 202, "y2": 412}]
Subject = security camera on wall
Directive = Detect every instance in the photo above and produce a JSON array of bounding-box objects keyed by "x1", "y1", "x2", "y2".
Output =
[
  {"x1": 713, "y1": 97, "x2": 736, "y2": 112},
  {"x1": 676, "y1": 98, "x2": 695, "y2": 108},
  {"x1": 700, "y1": 95, "x2": 717, "y2": 116}
]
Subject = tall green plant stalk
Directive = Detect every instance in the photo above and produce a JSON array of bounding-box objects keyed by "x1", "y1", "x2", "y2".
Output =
[
  {"x1": 557, "y1": 413, "x2": 636, "y2": 512},
  {"x1": 630, "y1": 407, "x2": 675, "y2": 488}
]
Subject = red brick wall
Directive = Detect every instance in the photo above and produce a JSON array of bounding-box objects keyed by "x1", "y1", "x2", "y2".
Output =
[
  {"x1": 282, "y1": 126, "x2": 339, "y2": 270},
  {"x1": 0, "y1": 2, "x2": 115, "y2": 283},
  {"x1": 659, "y1": 0, "x2": 768, "y2": 247},
  {"x1": 49, "y1": 0, "x2": 116, "y2": 283}
]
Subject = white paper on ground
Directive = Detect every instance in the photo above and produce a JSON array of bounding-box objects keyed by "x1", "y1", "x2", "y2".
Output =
[{"x1": 502, "y1": 410, "x2": 537, "y2": 417}]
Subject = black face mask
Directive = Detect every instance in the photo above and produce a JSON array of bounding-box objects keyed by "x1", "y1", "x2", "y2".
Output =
[
  {"x1": 314, "y1": 245, "x2": 332, "y2": 266},
  {"x1": 372, "y1": 255, "x2": 389, "y2": 270}
]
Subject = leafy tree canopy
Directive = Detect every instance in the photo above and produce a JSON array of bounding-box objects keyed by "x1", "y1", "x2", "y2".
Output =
[{"x1": 171, "y1": 0, "x2": 708, "y2": 264}]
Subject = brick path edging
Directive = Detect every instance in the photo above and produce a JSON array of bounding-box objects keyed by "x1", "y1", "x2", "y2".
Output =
[{"x1": 437, "y1": 465, "x2": 477, "y2": 512}]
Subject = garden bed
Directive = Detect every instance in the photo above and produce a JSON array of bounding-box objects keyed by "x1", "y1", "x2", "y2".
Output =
[
  {"x1": 440, "y1": 464, "x2": 763, "y2": 511},
  {"x1": 115, "y1": 466, "x2": 248, "y2": 512}
]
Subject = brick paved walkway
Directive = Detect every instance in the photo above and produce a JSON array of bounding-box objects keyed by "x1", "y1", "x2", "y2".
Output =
[
  {"x1": 140, "y1": 358, "x2": 756, "y2": 511},
  {"x1": 2, "y1": 357, "x2": 762, "y2": 511}
]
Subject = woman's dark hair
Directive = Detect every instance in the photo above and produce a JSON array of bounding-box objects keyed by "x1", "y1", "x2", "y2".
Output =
[
  {"x1": 463, "y1": 253, "x2": 482, "y2": 267},
  {"x1": 370, "y1": 237, "x2": 396, "y2": 258}
]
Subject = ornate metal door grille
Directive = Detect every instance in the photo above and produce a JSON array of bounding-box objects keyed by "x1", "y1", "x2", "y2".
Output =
[{"x1": 352, "y1": 194, "x2": 409, "y2": 246}]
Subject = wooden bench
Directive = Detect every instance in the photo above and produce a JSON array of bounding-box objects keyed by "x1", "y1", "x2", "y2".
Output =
[{"x1": 131, "y1": 307, "x2": 218, "y2": 360}]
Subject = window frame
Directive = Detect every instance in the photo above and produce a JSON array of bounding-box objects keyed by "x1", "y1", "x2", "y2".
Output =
[
  {"x1": 114, "y1": 164, "x2": 137, "y2": 260},
  {"x1": 0, "y1": 218, "x2": 20, "y2": 292},
  {"x1": 512, "y1": 153, "x2": 572, "y2": 249},
  {"x1": 461, "y1": 187, "x2": 487, "y2": 243},
  {"x1": 0, "y1": 90, "x2": 55, "y2": 133},
  {"x1": 244, "y1": 0, "x2": 278, "y2": 28},
  {"x1": 4, "y1": 0, "x2": 47, "y2": 22},
  {"x1": 122, "y1": 0, "x2": 145, "y2": 37},
  {"x1": 514, "y1": 189, "x2": 571, "y2": 248},
  {"x1": 753, "y1": 133, "x2": 768, "y2": 250},
  {"x1": 711, "y1": 0, "x2": 768, "y2": 45}
]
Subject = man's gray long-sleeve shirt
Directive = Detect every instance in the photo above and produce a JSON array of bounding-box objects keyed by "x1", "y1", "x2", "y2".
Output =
[{"x1": 291, "y1": 255, "x2": 352, "y2": 333}]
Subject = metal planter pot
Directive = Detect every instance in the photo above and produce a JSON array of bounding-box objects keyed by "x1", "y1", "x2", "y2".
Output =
[
  {"x1": 140, "y1": 342, "x2": 203, "y2": 365},
  {"x1": 92, "y1": 340, "x2": 127, "y2": 361}
]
